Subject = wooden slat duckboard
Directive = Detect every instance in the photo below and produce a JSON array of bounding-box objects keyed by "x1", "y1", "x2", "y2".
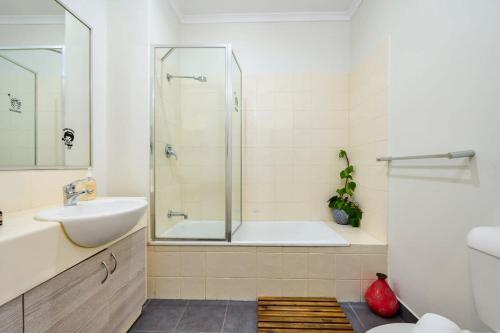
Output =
[{"x1": 258, "y1": 297, "x2": 354, "y2": 333}]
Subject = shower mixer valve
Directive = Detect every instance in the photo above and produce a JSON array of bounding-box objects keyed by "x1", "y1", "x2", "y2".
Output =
[{"x1": 165, "y1": 144, "x2": 178, "y2": 159}]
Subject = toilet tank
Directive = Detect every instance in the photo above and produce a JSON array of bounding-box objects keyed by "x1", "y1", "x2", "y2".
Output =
[{"x1": 467, "y1": 227, "x2": 500, "y2": 333}]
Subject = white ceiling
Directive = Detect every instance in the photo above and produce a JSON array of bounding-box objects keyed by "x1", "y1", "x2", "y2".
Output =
[{"x1": 169, "y1": 0, "x2": 362, "y2": 23}]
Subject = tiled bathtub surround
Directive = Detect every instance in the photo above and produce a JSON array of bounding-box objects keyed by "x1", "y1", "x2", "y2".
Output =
[
  {"x1": 243, "y1": 74, "x2": 350, "y2": 222},
  {"x1": 147, "y1": 244, "x2": 387, "y2": 302},
  {"x1": 348, "y1": 42, "x2": 389, "y2": 242},
  {"x1": 240, "y1": 68, "x2": 389, "y2": 242}
]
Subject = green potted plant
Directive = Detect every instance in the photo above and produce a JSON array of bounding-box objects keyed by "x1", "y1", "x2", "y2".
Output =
[{"x1": 327, "y1": 150, "x2": 363, "y2": 227}]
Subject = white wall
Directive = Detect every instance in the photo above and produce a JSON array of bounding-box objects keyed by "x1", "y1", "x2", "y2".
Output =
[
  {"x1": 59, "y1": 0, "x2": 108, "y2": 193},
  {"x1": 105, "y1": 0, "x2": 180, "y2": 196},
  {"x1": 352, "y1": 0, "x2": 500, "y2": 330},
  {"x1": 181, "y1": 21, "x2": 350, "y2": 75},
  {"x1": 150, "y1": 0, "x2": 181, "y2": 44}
]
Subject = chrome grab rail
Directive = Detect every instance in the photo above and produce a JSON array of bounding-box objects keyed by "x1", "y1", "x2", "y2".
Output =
[{"x1": 376, "y1": 150, "x2": 475, "y2": 162}]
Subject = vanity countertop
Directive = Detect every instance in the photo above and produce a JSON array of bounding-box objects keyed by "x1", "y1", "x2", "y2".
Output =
[{"x1": 0, "y1": 197, "x2": 147, "y2": 307}]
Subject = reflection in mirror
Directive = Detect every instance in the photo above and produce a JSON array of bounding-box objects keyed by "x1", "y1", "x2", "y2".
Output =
[{"x1": 0, "y1": 0, "x2": 91, "y2": 168}]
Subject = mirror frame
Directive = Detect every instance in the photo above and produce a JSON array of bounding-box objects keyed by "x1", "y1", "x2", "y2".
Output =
[{"x1": 0, "y1": 0, "x2": 92, "y2": 170}]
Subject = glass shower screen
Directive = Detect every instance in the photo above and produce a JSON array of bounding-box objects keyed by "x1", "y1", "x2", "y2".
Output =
[{"x1": 151, "y1": 45, "x2": 242, "y2": 241}]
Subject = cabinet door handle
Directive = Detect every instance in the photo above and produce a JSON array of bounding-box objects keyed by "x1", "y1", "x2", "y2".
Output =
[
  {"x1": 110, "y1": 252, "x2": 118, "y2": 274},
  {"x1": 101, "y1": 261, "x2": 109, "y2": 284}
]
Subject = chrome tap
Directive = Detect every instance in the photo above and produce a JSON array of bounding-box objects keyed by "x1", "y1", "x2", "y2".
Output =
[
  {"x1": 168, "y1": 210, "x2": 188, "y2": 219},
  {"x1": 165, "y1": 144, "x2": 178, "y2": 160},
  {"x1": 63, "y1": 179, "x2": 93, "y2": 206}
]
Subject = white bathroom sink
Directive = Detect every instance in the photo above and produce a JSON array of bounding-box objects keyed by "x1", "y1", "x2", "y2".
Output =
[{"x1": 35, "y1": 198, "x2": 147, "y2": 247}]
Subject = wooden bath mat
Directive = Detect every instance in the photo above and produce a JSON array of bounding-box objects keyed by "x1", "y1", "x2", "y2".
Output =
[{"x1": 258, "y1": 297, "x2": 354, "y2": 333}]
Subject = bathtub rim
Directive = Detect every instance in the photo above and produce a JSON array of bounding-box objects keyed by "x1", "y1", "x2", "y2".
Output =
[{"x1": 149, "y1": 221, "x2": 385, "y2": 247}]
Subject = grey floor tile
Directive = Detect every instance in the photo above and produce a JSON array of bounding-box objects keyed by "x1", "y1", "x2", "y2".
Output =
[
  {"x1": 176, "y1": 300, "x2": 228, "y2": 333},
  {"x1": 340, "y1": 303, "x2": 366, "y2": 333},
  {"x1": 129, "y1": 300, "x2": 187, "y2": 332},
  {"x1": 222, "y1": 301, "x2": 257, "y2": 333},
  {"x1": 349, "y1": 302, "x2": 405, "y2": 331}
]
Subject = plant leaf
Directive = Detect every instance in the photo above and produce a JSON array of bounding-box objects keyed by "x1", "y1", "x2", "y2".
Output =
[{"x1": 347, "y1": 182, "x2": 356, "y2": 191}]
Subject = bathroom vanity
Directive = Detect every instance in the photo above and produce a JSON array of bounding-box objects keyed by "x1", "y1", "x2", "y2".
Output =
[
  {"x1": 23, "y1": 229, "x2": 145, "y2": 333},
  {"x1": 0, "y1": 204, "x2": 147, "y2": 333}
]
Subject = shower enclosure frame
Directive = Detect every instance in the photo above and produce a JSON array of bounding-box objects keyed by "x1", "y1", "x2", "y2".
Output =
[{"x1": 149, "y1": 44, "x2": 243, "y2": 243}]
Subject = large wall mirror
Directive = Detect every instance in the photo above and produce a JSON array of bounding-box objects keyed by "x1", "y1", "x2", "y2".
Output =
[{"x1": 0, "y1": 0, "x2": 91, "y2": 169}]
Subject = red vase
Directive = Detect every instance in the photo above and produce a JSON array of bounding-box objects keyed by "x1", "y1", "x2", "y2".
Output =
[{"x1": 365, "y1": 273, "x2": 400, "y2": 317}]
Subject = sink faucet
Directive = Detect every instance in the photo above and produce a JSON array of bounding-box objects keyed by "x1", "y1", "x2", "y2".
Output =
[
  {"x1": 168, "y1": 210, "x2": 188, "y2": 219},
  {"x1": 63, "y1": 179, "x2": 93, "y2": 206}
]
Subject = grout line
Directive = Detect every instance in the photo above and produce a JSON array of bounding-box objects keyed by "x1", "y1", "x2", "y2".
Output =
[
  {"x1": 173, "y1": 300, "x2": 190, "y2": 331},
  {"x1": 220, "y1": 300, "x2": 230, "y2": 333},
  {"x1": 349, "y1": 302, "x2": 367, "y2": 332}
]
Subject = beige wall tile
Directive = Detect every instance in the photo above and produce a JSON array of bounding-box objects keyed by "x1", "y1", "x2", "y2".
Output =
[
  {"x1": 206, "y1": 252, "x2": 257, "y2": 278},
  {"x1": 361, "y1": 254, "x2": 387, "y2": 280},
  {"x1": 180, "y1": 252, "x2": 206, "y2": 277},
  {"x1": 156, "y1": 277, "x2": 182, "y2": 299},
  {"x1": 31, "y1": 170, "x2": 87, "y2": 208},
  {"x1": 348, "y1": 43, "x2": 389, "y2": 243},
  {"x1": 148, "y1": 251, "x2": 181, "y2": 277},
  {"x1": 307, "y1": 279, "x2": 335, "y2": 297},
  {"x1": 281, "y1": 279, "x2": 307, "y2": 297},
  {"x1": 361, "y1": 279, "x2": 374, "y2": 297},
  {"x1": 181, "y1": 277, "x2": 206, "y2": 299},
  {"x1": 204, "y1": 246, "x2": 256, "y2": 252},
  {"x1": 228, "y1": 278, "x2": 257, "y2": 300},
  {"x1": 257, "y1": 253, "x2": 283, "y2": 278},
  {"x1": 335, "y1": 255, "x2": 362, "y2": 279},
  {"x1": 206, "y1": 278, "x2": 256, "y2": 300},
  {"x1": 0, "y1": 171, "x2": 31, "y2": 212},
  {"x1": 308, "y1": 253, "x2": 335, "y2": 279},
  {"x1": 242, "y1": 73, "x2": 349, "y2": 222},
  {"x1": 147, "y1": 277, "x2": 156, "y2": 298},
  {"x1": 257, "y1": 246, "x2": 283, "y2": 253},
  {"x1": 146, "y1": 245, "x2": 385, "y2": 301},
  {"x1": 335, "y1": 280, "x2": 361, "y2": 302},
  {"x1": 0, "y1": 169, "x2": 87, "y2": 213},
  {"x1": 152, "y1": 245, "x2": 205, "y2": 252},
  {"x1": 257, "y1": 279, "x2": 282, "y2": 297},
  {"x1": 282, "y1": 253, "x2": 308, "y2": 279},
  {"x1": 206, "y1": 278, "x2": 230, "y2": 300}
]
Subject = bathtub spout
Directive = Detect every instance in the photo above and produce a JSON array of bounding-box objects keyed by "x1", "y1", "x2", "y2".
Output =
[{"x1": 168, "y1": 210, "x2": 188, "y2": 219}]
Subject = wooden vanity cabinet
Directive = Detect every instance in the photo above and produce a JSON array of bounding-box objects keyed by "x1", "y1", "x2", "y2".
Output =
[
  {"x1": 23, "y1": 229, "x2": 146, "y2": 333},
  {"x1": 0, "y1": 296, "x2": 23, "y2": 333},
  {"x1": 105, "y1": 230, "x2": 146, "y2": 333}
]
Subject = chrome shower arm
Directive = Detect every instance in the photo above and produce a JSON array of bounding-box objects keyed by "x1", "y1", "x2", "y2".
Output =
[{"x1": 166, "y1": 73, "x2": 207, "y2": 82}]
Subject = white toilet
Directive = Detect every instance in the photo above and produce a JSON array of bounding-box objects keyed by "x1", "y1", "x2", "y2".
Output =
[{"x1": 367, "y1": 226, "x2": 500, "y2": 333}]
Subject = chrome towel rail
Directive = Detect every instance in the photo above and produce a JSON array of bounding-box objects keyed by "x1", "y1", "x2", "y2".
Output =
[{"x1": 376, "y1": 150, "x2": 475, "y2": 162}]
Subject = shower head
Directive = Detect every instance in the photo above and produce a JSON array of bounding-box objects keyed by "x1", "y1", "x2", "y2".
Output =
[{"x1": 166, "y1": 73, "x2": 207, "y2": 83}]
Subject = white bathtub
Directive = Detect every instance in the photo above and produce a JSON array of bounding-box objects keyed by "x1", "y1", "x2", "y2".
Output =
[{"x1": 158, "y1": 220, "x2": 350, "y2": 246}]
